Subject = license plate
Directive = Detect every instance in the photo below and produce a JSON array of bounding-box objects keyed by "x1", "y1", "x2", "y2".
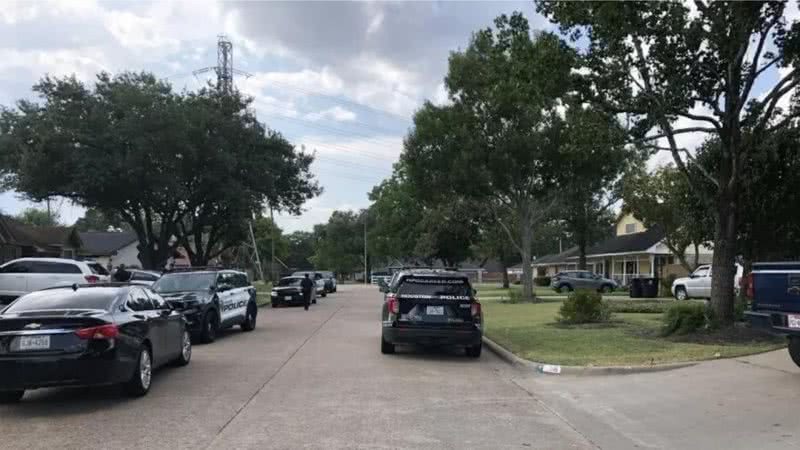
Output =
[
  {"x1": 426, "y1": 306, "x2": 444, "y2": 315},
  {"x1": 285, "y1": 296, "x2": 293, "y2": 301},
  {"x1": 19, "y1": 335, "x2": 50, "y2": 351},
  {"x1": 788, "y1": 315, "x2": 800, "y2": 329}
]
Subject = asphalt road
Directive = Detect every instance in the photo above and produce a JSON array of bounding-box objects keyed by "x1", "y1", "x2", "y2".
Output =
[{"x1": 0, "y1": 285, "x2": 592, "y2": 450}]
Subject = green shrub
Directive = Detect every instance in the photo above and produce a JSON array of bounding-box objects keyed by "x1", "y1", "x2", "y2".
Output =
[
  {"x1": 534, "y1": 276, "x2": 551, "y2": 287},
  {"x1": 660, "y1": 273, "x2": 678, "y2": 297},
  {"x1": 662, "y1": 302, "x2": 714, "y2": 335},
  {"x1": 557, "y1": 290, "x2": 612, "y2": 324},
  {"x1": 734, "y1": 294, "x2": 750, "y2": 322}
]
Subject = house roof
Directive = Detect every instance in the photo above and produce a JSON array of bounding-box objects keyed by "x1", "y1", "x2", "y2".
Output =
[
  {"x1": 0, "y1": 215, "x2": 81, "y2": 249},
  {"x1": 79, "y1": 231, "x2": 138, "y2": 256},
  {"x1": 533, "y1": 247, "x2": 580, "y2": 265},
  {"x1": 579, "y1": 226, "x2": 665, "y2": 257}
]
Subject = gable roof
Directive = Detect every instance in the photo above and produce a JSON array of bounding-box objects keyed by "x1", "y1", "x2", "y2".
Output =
[
  {"x1": 0, "y1": 215, "x2": 82, "y2": 249},
  {"x1": 79, "y1": 231, "x2": 138, "y2": 256},
  {"x1": 533, "y1": 247, "x2": 580, "y2": 266},
  {"x1": 579, "y1": 226, "x2": 665, "y2": 257}
]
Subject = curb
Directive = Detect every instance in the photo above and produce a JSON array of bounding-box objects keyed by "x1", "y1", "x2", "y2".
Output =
[{"x1": 482, "y1": 336, "x2": 697, "y2": 376}]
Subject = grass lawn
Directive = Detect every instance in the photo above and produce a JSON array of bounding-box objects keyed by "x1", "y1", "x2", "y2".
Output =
[
  {"x1": 253, "y1": 281, "x2": 273, "y2": 307},
  {"x1": 482, "y1": 299, "x2": 784, "y2": 366},
  {"x1": 475, "y1": 284, "x2": 674, "y2": 301}
]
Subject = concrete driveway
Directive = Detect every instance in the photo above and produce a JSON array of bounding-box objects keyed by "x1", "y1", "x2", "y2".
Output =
[{"x1": 0, "y1": 285, "x2": 591, "y2": 450}]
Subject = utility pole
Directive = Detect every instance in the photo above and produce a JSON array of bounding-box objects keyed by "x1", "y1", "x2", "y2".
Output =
[
  {"x1": 364, "y1": 211, "x2": 368, "y2": 285},
  {"x1": 270, "y1": 206, "x2": 276, "y2": 282}
]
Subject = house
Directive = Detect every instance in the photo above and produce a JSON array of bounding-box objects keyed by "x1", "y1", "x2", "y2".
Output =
[
  {"x1": 0, "y1": 215, "x2": 83, "y2": 264},
  {"x1": 370, "y1": 258, "x2": 503, "y2": 283},
  {"x1": 79, "y1": 231, "x2": 140, "y2": 268},
  {"x1": 530, "y1": 213, "x2": 713, "y2": 286}
]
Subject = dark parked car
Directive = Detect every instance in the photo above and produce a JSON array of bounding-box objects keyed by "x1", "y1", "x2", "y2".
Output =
[
  {"x1": 550, "y1": 270, "x2": 618, "y2": 293},
  {"x1": 380, "y1": 270, "x2": 483, "y2": 357},
  {"x1": 319, "y1": 271, "x2": 337, "y2": 293},
  {"x1": 746, "y1": 261, "x2": 800, "y2": 367},
  {"x1": 152, "y1": 269, "x2": 257, "y2": 343},
  {"x1": 270, "y1": 276, "x2": 317, "y2": 307},
  {"x1": 0, "y1": 284, "x2": 191, "y2": 402}
]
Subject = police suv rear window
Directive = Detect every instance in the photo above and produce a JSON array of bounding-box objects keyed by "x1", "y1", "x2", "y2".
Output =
[{"x1": 396, "y1": 277, "x2": 471, "y2": 300}]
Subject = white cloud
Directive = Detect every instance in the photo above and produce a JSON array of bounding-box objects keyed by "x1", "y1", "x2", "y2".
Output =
[
  {"x1": 304, "y1": 106, "x2": 357, "y2": 122},
  {"x1": 366, "y1": 11, "x2": 384, "y2": 35}
]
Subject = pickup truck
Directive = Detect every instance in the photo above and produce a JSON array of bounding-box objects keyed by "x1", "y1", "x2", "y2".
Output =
[{"x1": 745, "y1": 262, "x2": 800, "y2": 368}]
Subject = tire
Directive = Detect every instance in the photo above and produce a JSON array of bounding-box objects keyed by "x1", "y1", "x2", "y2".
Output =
[
  {"x1": 600, "y1": 284, "x2": 613, "y2": 294},
  {"x1": 124, "y1": 346, "x2": 152, "y2": 397},
  {"x1": 789, "y1": 337, "x2": 800, "y2": 368},
  {"x1": 241, "y1": 303, "x2": 257, "y2": 331},
  {"x1": 312, "y1": 298, "x2": 317, "y2": 304},
  {"x1": 675, "y1": 286, "x2": 688, "y2": 301},
  {"x1": 466, "y1": 343, "x2": 482, "y2": 358},
  {"x1": 321, "y1": 291, "x2": 327, "y2": 298},
  {"x1": 0, "y1": 390, "x2": 24, "y2": 403},
  {"x1": 271, "y1": 302, "x2": 278, "y2": 308},
  {"x1": 173, "y1": 331, "x2": 192, "y2": 366},
  {"x1": 558, "y1": 284, "x2": 573, "y2": 293},
  {"x1": 381, "y1": 335, "x2": 395, "y2": 354},
  {"x1": 200, "y1": 310, "x2": 219, "y2": 343}
]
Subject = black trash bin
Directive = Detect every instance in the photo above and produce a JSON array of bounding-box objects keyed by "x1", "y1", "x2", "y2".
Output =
[
  {"x1": 641, "y1": 278, "x2": 660, "y2": 298},
  {"x1": 629, "y1": 278, "x2": 643, "y2": 298}
]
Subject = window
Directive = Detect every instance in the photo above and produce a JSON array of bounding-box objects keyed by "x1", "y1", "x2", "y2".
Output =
[
  {"x1": 693, "y1": 267, "x2": 710, "y2": 278},
  {"x1": 145, "y1": 289, "x2": 168, "y2": 309},
  {"x1": 0, "y1": 261, "x2": 33, "y2": 273},
  {"x1": 30, "y1": 261, "x2": 82, "y2": 274},
  {"x1": 625, "y1": 223, "x2": 637, "y2": 234},
  {"x1": 579, "y1": 272, "x2": 595, "y2": 279},
  {"x1": 127, "y1": 288, "x2": 154, "y2": 311},
  {"x1": 132, "y1": 272, "x2": 159, "y2": 282},
  {"x1": 236, "y1": 273, "x2": 249, "y2": 288},
  {"x1": 216, "y1": 272, "x2": 235, "y2": 291},
  {"x1": 88, "y1": 263, "x2": 110, "y2": 276}
]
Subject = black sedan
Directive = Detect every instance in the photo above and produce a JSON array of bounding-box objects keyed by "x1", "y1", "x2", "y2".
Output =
[
  {"x1": 0, "y1": 284, "x2": 191, "y2": 402},
  {"x1": 271, "y1": 276, "x2": 317, "y2": 307}
]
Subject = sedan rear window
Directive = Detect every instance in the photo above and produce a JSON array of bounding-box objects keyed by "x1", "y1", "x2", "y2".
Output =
[{"x1": 4, "y1": 288, "x2": 120, "y2": 313}]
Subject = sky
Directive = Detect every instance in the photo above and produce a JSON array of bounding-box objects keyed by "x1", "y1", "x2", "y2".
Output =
[
  {"x1": 0, "y1": 1, "x2": 796, "y2": 233},
  {"x1": 0, "y1": 0, "x2": 541, "y2": 232}
]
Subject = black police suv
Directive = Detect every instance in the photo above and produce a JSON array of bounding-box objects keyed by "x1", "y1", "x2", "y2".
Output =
[
  {"x1": 270, "y1": 276, "x2": 318, "y2": 307},
  {"x1": 0, "y1": 284, "x2": 191, "y2": 402},
  {"x1": 152, "y1": 269, "x2": 257, "y2": 343},
  {"x1": 380, "y1": 270, "x2": 483, "y2": 357}
]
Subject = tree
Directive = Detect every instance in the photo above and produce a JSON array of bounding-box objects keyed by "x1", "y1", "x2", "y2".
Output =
[
  {"x1": 412, "y1": 198, "x2": 479, "y2": 267},
  {"x1": 284, "y1": 231, "x2": 315, "y2": 271},
  {"x1": 251, "y1": 215, "x2": 288, "y2": 277},
  {"x1": 402, "y1": 14, "x2": 576, "y2": 300},
  {"x1": 473, "y1": 215, "x2": 520, "y2": 288},
  {"x1": 537, "y1": 1, "x2": 800, "y2": 324},
  {"x1": 557, "y1": 103, "x2": 636, "y2": 269},
  {"x1": 622, "y1": 166, "x2": 711, "y2": 272},
  {"x1": 311, "y1": 210, "x2": 366, "y2": 276},
  {"x1": 74, "y1": 207, "x2": 129, "y2": 232},
  {"x1": 0, "y1": 72, "x2": 319, "y2": 269},
  {"x1": 15, "y1": 207, "x2": 59, "y2": 226},
  {"x1": 367, "y1": 174, "x2": 424, "y2": 262}
]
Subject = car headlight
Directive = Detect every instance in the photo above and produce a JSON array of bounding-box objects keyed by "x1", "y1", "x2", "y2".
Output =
[{"x1": 271, "y1": 292, "x2": 278, "y2": 297}]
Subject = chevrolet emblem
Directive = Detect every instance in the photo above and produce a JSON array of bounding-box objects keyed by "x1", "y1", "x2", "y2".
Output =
[{"x1": 23, "y1": 323, "x2": 42, "y2": 330}]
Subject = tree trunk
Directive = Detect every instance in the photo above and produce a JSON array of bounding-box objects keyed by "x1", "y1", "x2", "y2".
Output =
[
  {"x1": 710, "y1": 190, "x2": 738, "y2": 326},
  {"x1": 501, "y1": 261, "x2": 510, "y2": 289},
  {"x1": 692, "y1": 243, "x2": 700, "y2": 270},
  {"x1": 577, "y1": 234, "x2": 587, "y2": 270},
  {"x1": 519, "y1": 205, "x2": 534, "y2": 301}
]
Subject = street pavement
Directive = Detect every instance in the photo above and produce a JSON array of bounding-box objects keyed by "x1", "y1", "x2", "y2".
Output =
[
  {"x1": 0, "y1": 285, "x2": 591, "y2": 450},
  {"x1": 3, "y1": 284, "x2": 799, "y2": 449}
]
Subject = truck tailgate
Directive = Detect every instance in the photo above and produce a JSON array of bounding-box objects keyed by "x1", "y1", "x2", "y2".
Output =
[{"x1": 752, "y1": 262, "x2": 800, "y2": 313}]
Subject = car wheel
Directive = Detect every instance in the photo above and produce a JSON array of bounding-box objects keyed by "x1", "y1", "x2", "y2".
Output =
[
  {"x1": 174, "y1": 331, "x2": 192, "y2": 366},
  {"x1": 789, "y1": 337, "x2": 800, "y2": 368},
  {"x1": 381, "y1": 335, "x2": 395, "y2": 354},
  {"x1": 241, "y1": 304, "x2": 257, "y2": 331},
  {"x1": 559, "y1": 284, "x2": 573, "y2": 293},
  {"x1": 321, "y1": 291, "x2": 327, "y2": 298},
  {"x1": 312, "y1": 298, "x2": 317, "y2": 304},
  {"x1": 0, "y1": 390, "x2": 24, "y2": 403},
  {"x1": 200, "y1": 311, "x2": 219, "y2": 343},
  {"x1": 601, "y1": 284, "x2": 613, "y2": 294},
  {"x1": 125, "y1": 346, "x2": 152, "y2": 397},
  {"x1": 271, "y1": 302, "x2": 278, "y2": 308},
  {"x1": 466, "y1": 343, "x2": 482, "y2": 358},
  {"x1": 675, "y1": 287, "x2": 688, "y2": 301}
]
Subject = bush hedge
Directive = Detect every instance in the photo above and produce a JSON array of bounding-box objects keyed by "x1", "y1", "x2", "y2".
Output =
[
  {"x1": 662, "y1": 302, "x2": 713, "y2": 335},
  {"x1": 534, "y1": 276, "x2": 551, "y2": 287},
  {"x1": 558, "y1": 290, "x2": 612, "y2": 324}
]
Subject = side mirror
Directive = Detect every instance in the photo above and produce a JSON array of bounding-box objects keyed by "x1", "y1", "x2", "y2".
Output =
[{"x1": 209, "y1": 285, "x2": 217, "y2": 293}]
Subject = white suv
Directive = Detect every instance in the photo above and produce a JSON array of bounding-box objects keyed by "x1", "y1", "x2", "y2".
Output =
[
  {"x1": 0, "y1": 258, "x2": 110, "y2": 303},
  {"x1": 671, "y1": 264, "x2": 743, "y2": 300}
]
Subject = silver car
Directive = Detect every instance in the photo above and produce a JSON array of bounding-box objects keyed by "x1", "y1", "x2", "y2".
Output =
[{"x1": 550, "y1": 270, "x2": 618, "y2": 293}]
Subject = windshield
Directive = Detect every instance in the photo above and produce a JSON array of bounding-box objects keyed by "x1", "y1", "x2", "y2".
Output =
[
  {"x1": 152, "y1": 273, "x2": 216, "y2": 293},
  {"x1": 278, "y1": 278, "x2": 303, "y2": 287}
]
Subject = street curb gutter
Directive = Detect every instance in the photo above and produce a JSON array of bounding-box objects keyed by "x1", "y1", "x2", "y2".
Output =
[{"x1": 482, "y1": 336, "x2": 697, "y2": 376}]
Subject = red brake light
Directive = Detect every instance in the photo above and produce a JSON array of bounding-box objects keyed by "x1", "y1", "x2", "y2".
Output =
[
  {"x1": 84, "y1": 275, "x2": 100, "y2": 284},
  {"x1": 387, "y1": 294, "x2": 399, "y2": 314},
  {"x1": 471, "y1": 302, "x2": 482, "y2": 318},
  {"x1": 75, "y1": 324, "x2": 119, "y2": 340}
]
